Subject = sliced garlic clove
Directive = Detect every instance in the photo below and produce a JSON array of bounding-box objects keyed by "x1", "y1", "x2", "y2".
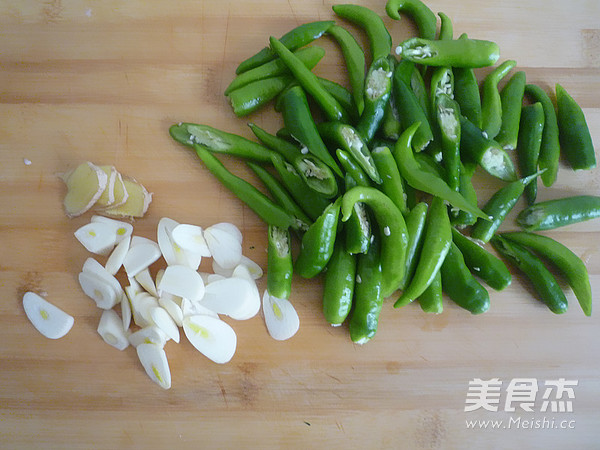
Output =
[
  {"x1": 135, "y1": 293, "x2": 160, "y2": 325},
  {"x1": 207, "y1": 273, "x2": 227, "y2": 284},
  {"x1": 122, "y1": 241, "x2": 161, "y2": 277},
  {"x1": 231, "y1": 264, "x2": 261, "y2": 320},
  {"x1": 157, "y1": 217, "x2": 180, "y2": 266},
  {"x1": 121, "y1": 292, "x2": 132, "y2": 331},
  {"x1": 239, "y1": 255, "x2": 264, "y2": 279},
  {"x1": 171, "y1": 224, "x2": 211, "y2": 257},
  {"x1": 155, "y1": 268, "x2": 165, "y2": 287},
  {"x1": 183, "y1": 315, "x2": 237, "y2": 364},
  {"x1": 105, "y1": 235, "x2": 131, "y2": 275},
  {"x1": 136, "y1": 342, "x2": 171, "y2": 389},
  {"x1": 210, "y1": 222, "x2": 243, "y2": 245},
  {"x1": 23, "y1": 292, "x2": 74, "y2": 339},
  {"x1": 262, "y1": 290, "x2": 299, "y2": 341},
  {"x1": 90, "y1": 215, "x2": 133, "y2": 243},
  {"x1": 204, "y1": 226, "x2": 242, "y2": 269},
  {"x1": 157, "y1": 264, "x2": 205, "y2": 302},
  {"x1": 74, "y1": 221, "x2": 117, "y2": 256},
  {"x1": 180, "y1": 298, "x2": 219, "y2": 319},
  {"x1": 82, "y1": 257, "x2": 125, "y2": 299},
  {"x1": 128, "y1": 326, "x2": 168, "y2": 348},
  {"x1": 212, "y1": 260, "x2": 235, "y2": 278},
  {"x1": 130, "y1": 235, "x2": 157, "y2": 248},
  {"x1": 78, "y1": 271, "x2": 119, "y2": 309},
  {"x1": 97, "y1": 309, "x2": 129, "y2": 351},
  {"x1": 135, "y1": 267, "x2": 157, "y2": 296},
  {"x1": 200, "y1": 277, "x2": 256, "y2": 319},
  {"x1": 150, "y1": 306, "x2": 180, "y2": 343},
  {"x1": 158, "y1": 293, "x2": 184, "y2": 327},
  {"x1": 62, "y1": 161, "x2": 108, "y2": 218}
]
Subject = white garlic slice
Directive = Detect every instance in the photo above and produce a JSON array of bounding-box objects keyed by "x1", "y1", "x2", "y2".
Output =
[
  {"x1": 23, "y1": 292, "x2": 74, "y2": 339},
  {"x1": 230, "y1": 264, "x2": 261, "y2": 320},
  {"x1": 128, "y1": 326, "x2": 169, "y2": 348},
  {"x1": 150, "y1": 306, "x2": 180, "y2": 343},
  {"x1": 200, "y1": 277, "x2": 257, "y2": 320},
  {"x1": 212, "y1": 260, "x2": 235, "y2": 278},
  {"x1": 74, "y1": 221, "x2": 116, "y2": 256},
  {"x1": 158, "y1": 293, "x2": 184, "y2": 327},
  {"x1": 183, "y1": 314, "x2": 237, "y2": 364},
  {"x1": 90, "y1": 215, "x2": 133, "y2": 243},
  {"x1": 136, "y1": 342, "x2": 171, "y2": 389},
  {"x1": 210, "y1": 222, "x2": 243, "y2": 245},
  {"x1": 104, "y1": 235, "x2": 131, "y2": 275},
  {"x1": 78, "y1": 271, "x2": 119, "y2": 309},
  {"x1": 204, "y1": 226, "x2": 242, "y2": 269},
  {"x1": 82, "y1": 257, "x2": 124, "y2": 299},
  {"x1": 239, "y1": 255, "x2": 263, "y2": 279},
  {"x1": 157, "y1": 264, "x2": 205, "y2": 302},
  {"x1": 262, "y1": 290, "x2": 300, "y2": 341},
  {"x1": 121, "y1": 292, "x2": 132, "y2": 331},
  {"x1": 134, "y1": 267, "x2": 157, "y2": 296},
  {"x1": 97, "y1": 309, "x2": 129, "y2": 351},
  {"x1": 122, "y1": 241, "x2": 161, "y2": 277},
  {"x1": 180, "y1": 298, "x2": 219, "y2": 319},
  {"x1": 157, "y1": 217, "x2": 180, "y2": 266},
  {"x1": 171, "y1": 224, "x2": 211, "y2": 257}
]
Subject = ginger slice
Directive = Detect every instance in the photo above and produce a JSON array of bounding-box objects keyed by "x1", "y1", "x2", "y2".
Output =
[
  {"x1": 102, "y1": 178, "x2": 152, "y2": 219},
  {"x1": 96, "y1": 165, "x2": 117, "y2": 208},
  {"x1": 61, "y1": 162, "x2": 108, "y2": 217}
]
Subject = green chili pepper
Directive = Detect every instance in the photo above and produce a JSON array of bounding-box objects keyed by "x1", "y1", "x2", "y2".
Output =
[
  {"x1": 470, "y1": 171, "x2": 542, "y2": 243},
  {"x1": 495, "y1": 70, "x2": 526, "y2": 150},
  {"x1": 459, "y1": 115, "x2": 517, "y2": 181},
  {"x1": 225, "y1": 46, "x2": 325, "y2": 95},
  {"x1": 248, "y1": 123, "x2": 338, "y2": 198},
  {"x1": 191, "y1": 144, "x2": 293, "y2": 229},
  {"x1": 398, "y1": 202, "x2": 428, "y2": 291},
  {"x1": 269, "y1": 36, "x2": 349, "y2": 123},
  {"x1": 317, "y1": 77, "x2": 357, "y2": 122},
  {"x1": 336, "y1": 149, "x2": 371, "y2": 188},
  {"x1": 236, "y1": 20, "x2": 335, "y2": 74},
  {"x1": 318, "y1": 121, "x2": 381, "y2": 184},
  {"x1": 322, "y1": 237, "x2": 357, "y2": 326},
  {"x1": 270, "y1": 153, "x2": 330, "y2": 221},
  {"x1": 418, "y1": 271, "x2": 443, "y2": 314},
  {"x1": 332, "y1": 4, "x2": 392, "y2": 61},
  {"x1": 410, "y1": 61, "x2": 431, "y2": 117},
  {"x1": 414, "y1": 152, "x2": 445, "y2": 178},
  {"x1": 343, "y1": 173, "x2": 372, "y2": 255},
  {"x1": 451, "y1": 162, "x2": 479, "y2": 228},
  {"x1": 393, "y1": 122, "x2": 489, "y2": 220},
  {"x1": 276, "y1": 86, "x2": 343, "y2": 177},
  {"x1": 517, "y1": 195, "x2": 600, "y2": 231},
  {"x1": 371, "y1": 145, "x2": 409, "y2": 216},
  {"x1": 435, "y1": 93, "x2": 461, "y2": 193},
  {"x1": 440, "y1": 242, "x2": 490, "y2": 315},
  {"x1": 327, "y1": 25, "x2": 366, "y2": 117},
  {"x1": 385, "y1": 0, "x2": 436, "y2": 40},
  {"x1": 451, "y1": 228, "x2": 511, "y2": 291},
  {"x1": 501, "y1": 231, "x2": 592, "y2": 316},
  {"x1": 430, "y1": 67, "x2": 454, "y2": 117},
  {"x1": 437, "y1": 12, "x2": 453, "y2": 40},
  {"x1": 295, "y1": 197, "x2": 342, "y2": 278},
  {"x1": 491, "y1": 236, "x2": 568, "y2": 314},
  {"x1": 170, "y1": 123, "x2": 274, "y2": 162},
  {"x1": 397, "y1": 37, "x2": 500, "y2": 68},
  {"x1": 380, "y1": 96, "x2": 403, "y2": 141},
  {"x1": 246, "y1": 161, "x2": 311, "y2": 232},
  {"x1": 516, "y1": 103, "x2": 545, "y2": 205},
  {"x1": 392, "y1": 61, "x2": 434, "y2": 152},
  {"x1": 524, "y1": 84, "x2": 560, "y2": 187},
  {"x1": 267, "y1": 226, "x2": 293, "y2": 300},
  {"x1": 453, "y1": 34, "x2": 482, "y2": 128},
  {"x1": 480, "y1": 60, "x2": 517, "y2": 140},
  {"x1": 341, "y1": 186, "x2": 409, "y2": 298},
  {"x1": 226, "y1": 75, "x2": 293, "y2": 117},
  {"x1": 349, "y1": 233, "x2": 384, "y2": 344},
  {"x1": 394, "y1": 196, "x2": 452, "y2": 307},
  {"x1": 356, "y1": 56, "x2": 393, "y2": 144},
  {"x1": 556, "y1": 83, "x2": 597, "y2": 171}
]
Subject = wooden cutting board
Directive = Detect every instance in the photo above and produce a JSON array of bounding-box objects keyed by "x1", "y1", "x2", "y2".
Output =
[{"x1": 1, "y1": 1, "x2": 599, "y2": 448}]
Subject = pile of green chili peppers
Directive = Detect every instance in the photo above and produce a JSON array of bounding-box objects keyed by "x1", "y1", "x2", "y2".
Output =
[{"x1": 169, "y1": 0, "x2": 597, "y2": 344}]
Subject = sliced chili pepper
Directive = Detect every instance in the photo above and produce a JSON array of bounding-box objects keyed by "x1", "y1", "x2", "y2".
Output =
[
  {"x1": 453, "y1": 34, "x2": 482, "y2": 128},
  {"x1": 418, "y1": 271, "x2": 443, "y2": 314},
  {"x1": 397, "y1": 37, "x2": 500, "y2": 68},
  {"x1": 440, "y1": 242, "x2": 490, "y2": 315},
  {"x1": 349, "y1": 233, "x2": 384, "y2": 344},
  {"x1": 480, "y1": 60, "x2": 517, "y2": 140},
  {"x1": 170, "y1": 123, "x2": 274, "y2": 162},
  {"x1": 236, "y1": 20, "x2": 335, "y2": 74},
  {"x1": 430, "y1": 67, "x2": 454, "y2": 117},
  {"x1": 322, "y1": 236, "x2": 357, "y2": 326},
  {"x1": 451, "y1": 162, "x2": 478, "y2": 228},
  {"x1": 267, "y1": 226, "x2": 293, "y2": 300},
  {"x1": 516, "y1": 103, "x2": 545, "y2": 205},
  {"x1": 392, "y1": 122, "x2": 489, "y2": 220},
  {"x1": 371, "y1": 145, "x2": 409, "y2": 216},
  {"x1": 336, "y1": 149, "x2": 371, "y2": 188},
  {"x1": 246, "y1": 161, "x2": 311, "y2": 232},
  {"x1": 556, "y1": 83, "x2": 597, "y2": 170},
  {"x1": 342, "y1": 173, "x2": 372, "y2": 255},
  {"x1": 491, "y1": 236, "x2": 568, "y2": 314},
  {"x1": 191, "y1": 144, "x2": 293, "y2": 229},
  {"x1": 270, "y1": 153, "x2": 330, "y2": 221},
  {"x1": 295, "y1": 197, "x2": 342, "y2": 278},
  {"x1": 385, "y1": 0, "x2": 437, "y2": 40},
  {"x1": 459, "y1": 115, "x2": 517, "y2": 181},
  {"x1": 501, "y1": 231, "x2": 592, "y2": 316},
  {"x1": 327, "y1": 24, "x2": 366, "y2": 117},
  {"x1": 435, "y1": 93, "x2": 461, "y2": 193},
  {"x1": 318, "y1": 121, "x2": 381, "y2": 183},
  {"x1": 495, "y1": 70, "x2": 526, "y2": 150},
  {"x1": 356, "y1": 56, "x2": 393, "y2": 144},
  {"x1": 226, "y1": 75, "x2": 293, "y2": 117},
  {"x1": 276, "y1": 85, "x2": 343, "y2": 177},
  {"x1": 516, "y1": 195, "x2": 600, "y2": 231},
  {"x1": 437, "y1": 12, "x2": 453, "y2": 40},
  {"x1": 524, "y1": 84, "x2": 560, "y2": 187},
  {"x1": 451, "y1": 228, "x2": 511, "y2": 291},
  {"x1": 248, "y1": 123, "x2": 338, "y2": 198},
  {"x1": 341, "y1": 186, "x2": 409, "y2": 298},
  {"x1": 332, "y1": 4, "x2": 392, "y2": 61},
  {"x1": 410, "y1": 61, "x2": 431, "y2": 120},
  {"x1": 225, "y1": 46, "x2": 325, "y2": 95},
  {"x1": 470, "y1": 171, "x2": 541, "y2": 243},
  {"x1": 317, "y1": 76, "x2": 357, "y2": 122},
  {"x1": 398, "y1": 202, "x2": 428, "y2": 291},
  {"x1": 394, "y1": 196, "x2": 452, "y2": 307}
]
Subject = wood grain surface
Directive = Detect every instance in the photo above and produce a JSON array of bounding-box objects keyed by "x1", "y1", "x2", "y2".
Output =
[{"x1": 1, "y1": 1, "x2": 599, "y2": 448}]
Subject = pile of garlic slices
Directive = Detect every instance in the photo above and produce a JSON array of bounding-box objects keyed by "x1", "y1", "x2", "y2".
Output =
[
  {"x1": 60, "y1": 161, "x2": 152, "y2": 219},
  {"x1": 74, "y1": 215, "x2": 298, "y2": 390}
]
